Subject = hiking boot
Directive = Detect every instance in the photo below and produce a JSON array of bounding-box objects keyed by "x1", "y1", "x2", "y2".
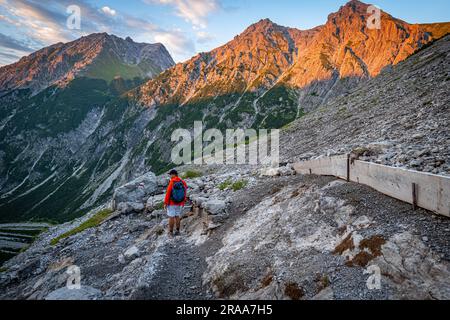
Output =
[
  {"x1": 174, "y1": 230, "x2": 181, "y2": 236},
  {"x1": 168, "y1": 231, "x2": 174, "y2": 238}
]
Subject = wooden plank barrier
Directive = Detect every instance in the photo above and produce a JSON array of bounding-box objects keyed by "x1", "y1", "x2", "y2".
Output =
[
  {"x1": 293, "y1": 155, "x2": 348, "y2": 179},
  {"x1": 293, "y1": 155, "x2": 450, "y2": 217}
]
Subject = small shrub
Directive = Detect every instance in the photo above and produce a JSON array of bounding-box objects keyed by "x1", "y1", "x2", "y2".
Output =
[
  {"x1": 232, "y1": 180, "x2": 248, "y2": 191},
  {"x1": 219, "y1": 179, "x2": 233, "y2": 191},
  {"x1": 219, "y1": 179, "x2": 248, "y2": 191},
  {"x1": 181, "y1": 170, "x2": 203, "y2": 179},
  {"x1": 50, "y1": 208, "x2": 113, "y2": 246}
]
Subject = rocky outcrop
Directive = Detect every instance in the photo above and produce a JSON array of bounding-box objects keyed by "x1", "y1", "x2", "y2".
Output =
[{"x1": 112, "y1": 172, "x2": 158, "y2": 214}]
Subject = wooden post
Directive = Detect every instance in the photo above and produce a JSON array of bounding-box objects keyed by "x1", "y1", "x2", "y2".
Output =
[
  {"x1": 309, "y1": 168, "x2": 312, "y2": 175},
  {"x1": 347, "y1": 154, "x2": 351, "y2": 182},
  {"x1": 412, "y1": 183, "x2": 418, "y2": 211}
]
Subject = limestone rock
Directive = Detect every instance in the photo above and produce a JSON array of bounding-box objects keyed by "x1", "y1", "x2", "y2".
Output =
[
  {"x1": 113, "y1": 172, "x2": 158, "y2": 214},
  {"x1": 202, "y1": 200, "x2": 226, "y2": 215},
  {"x1": 45, "y1": 286, "x2": 102, "y2": 300},
  {"x1": 145, "y1": 194, "x2": 165, "y2": 212},
  {"x1": 124, "y1": 246, "x2": 140, "y2": 261}
]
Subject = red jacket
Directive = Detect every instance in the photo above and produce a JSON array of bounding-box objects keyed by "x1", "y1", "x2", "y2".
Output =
[{"x1": 164, "y1": 177, "x2": 188, "y2": 206}]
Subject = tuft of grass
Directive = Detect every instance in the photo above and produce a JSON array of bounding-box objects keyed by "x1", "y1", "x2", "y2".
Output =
[
  {"x1": 219, "y1": 179, "x2": 248, "y2": 191},
  {"x1": 231, "y1": 180, "x2": 248, "y2": 191},
  {"x1": 0, "y1": 267, "x2": 8, "y2": 273},
  {"x1": 50, "y1": 208, "x2": 113, "y2": 246},
  {"x1": 219, "y1": 179, "x2": 233, "y2": 191},
  {"x1": 181, "y1": 170, "x2": 203, "y2": 179}
]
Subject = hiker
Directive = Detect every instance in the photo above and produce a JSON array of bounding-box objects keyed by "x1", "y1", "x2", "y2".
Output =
[{"x1": 164, "y1": 169, "x2": 188, "y2": 237}]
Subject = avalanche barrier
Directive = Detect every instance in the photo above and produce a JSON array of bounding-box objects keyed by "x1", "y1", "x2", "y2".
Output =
[{"x1": 293, "y1": 155, "x2": 450, "y2": 217}]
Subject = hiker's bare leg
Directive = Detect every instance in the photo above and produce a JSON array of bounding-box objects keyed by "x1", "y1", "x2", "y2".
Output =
[
  {"x1": 168, "y1": 217, "x2": 175, "y2": 233},
  {"x1": 175, "y1": 216, "x2": 181, "y2": 231}
]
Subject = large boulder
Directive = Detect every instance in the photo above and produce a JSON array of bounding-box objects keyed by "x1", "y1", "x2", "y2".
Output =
[
  {"x1": 117, "y1": 202, "x2": 145, "y2": 214},
  {"x1": 113, "y1": 172, "x2": 158, "y2": 214},
  {"x1": 202, "y1": 199, "x2": 226, "y2": 215}
]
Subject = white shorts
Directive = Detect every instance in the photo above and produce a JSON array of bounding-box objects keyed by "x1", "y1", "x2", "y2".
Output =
[{"x1": 167, "y1": 205, "x2": 183, "y2": 217}]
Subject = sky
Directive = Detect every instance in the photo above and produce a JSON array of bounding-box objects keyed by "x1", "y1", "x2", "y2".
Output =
[{"x1": 0, "y1": 0, "x2": 449, "y2": 66}]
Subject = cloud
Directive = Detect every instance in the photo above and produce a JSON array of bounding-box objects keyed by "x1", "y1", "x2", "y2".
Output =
[
  {"x1": 0, "y1": 0, "x2": 196, "y2": 64},
  {"x1": 1, "y1": 0, "x2": 71, "y2": 44},
  {"x1": 0, "y1": 32, "x2": 34, "y2": 66},
  {"x1": 196, "y1": 30, "x2": 214, "y2": 43},
  {"x1": 0, "y1": 0, "x2": 124, "y2": 44},
  {"x1": 0, "y1": 14, "x2": 21, "y2": 26},
  {"x1": 0, "y1": 48, "x2": 27, "y2": 66},
  {"x1": 0, "y1": 32, "x2": 33, "y2": 52},
  {"x1": 147, "y1": 0, "x2": 220, "y2": 28},
  {"x1": 125, "y1": 16, "x2": 195, "y2": 61},
  {"x1": 101, "y1": 6, "x2": 116, "y2": 17},
  {"x1": 154, "y1": 29, "x2": 195, "y2": 60}
]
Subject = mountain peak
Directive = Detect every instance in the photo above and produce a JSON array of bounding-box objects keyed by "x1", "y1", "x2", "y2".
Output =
[
  {"x1": 82, "y1": 32, "x2": 110, "y2": 41},
  {"x1": 330, "y1": 0, "x2": 371, "y2": 19},
  {"x1": 241, "y1": 18, "x2": 285, "y2": 35},
  {"x1": 255, "y1": 18, "x2": 277, "y2": 27},
  {"x1": 343, "y1": 0, "x2": 369, "y2": 10},
  {"x1": 0, "y1": 33, "x2": 175, "y2": 94}
]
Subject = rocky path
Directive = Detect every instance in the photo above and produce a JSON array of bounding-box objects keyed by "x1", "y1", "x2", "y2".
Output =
[
  {"x1": 132, "y1": 236, "x2": 211, "y2": 300},
  {"x1": 131, "y1": 174, "x2": 306, "y2": 300},
  {"x1": 134, "y1": 174, "x2": 324, "y2": 300}
]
